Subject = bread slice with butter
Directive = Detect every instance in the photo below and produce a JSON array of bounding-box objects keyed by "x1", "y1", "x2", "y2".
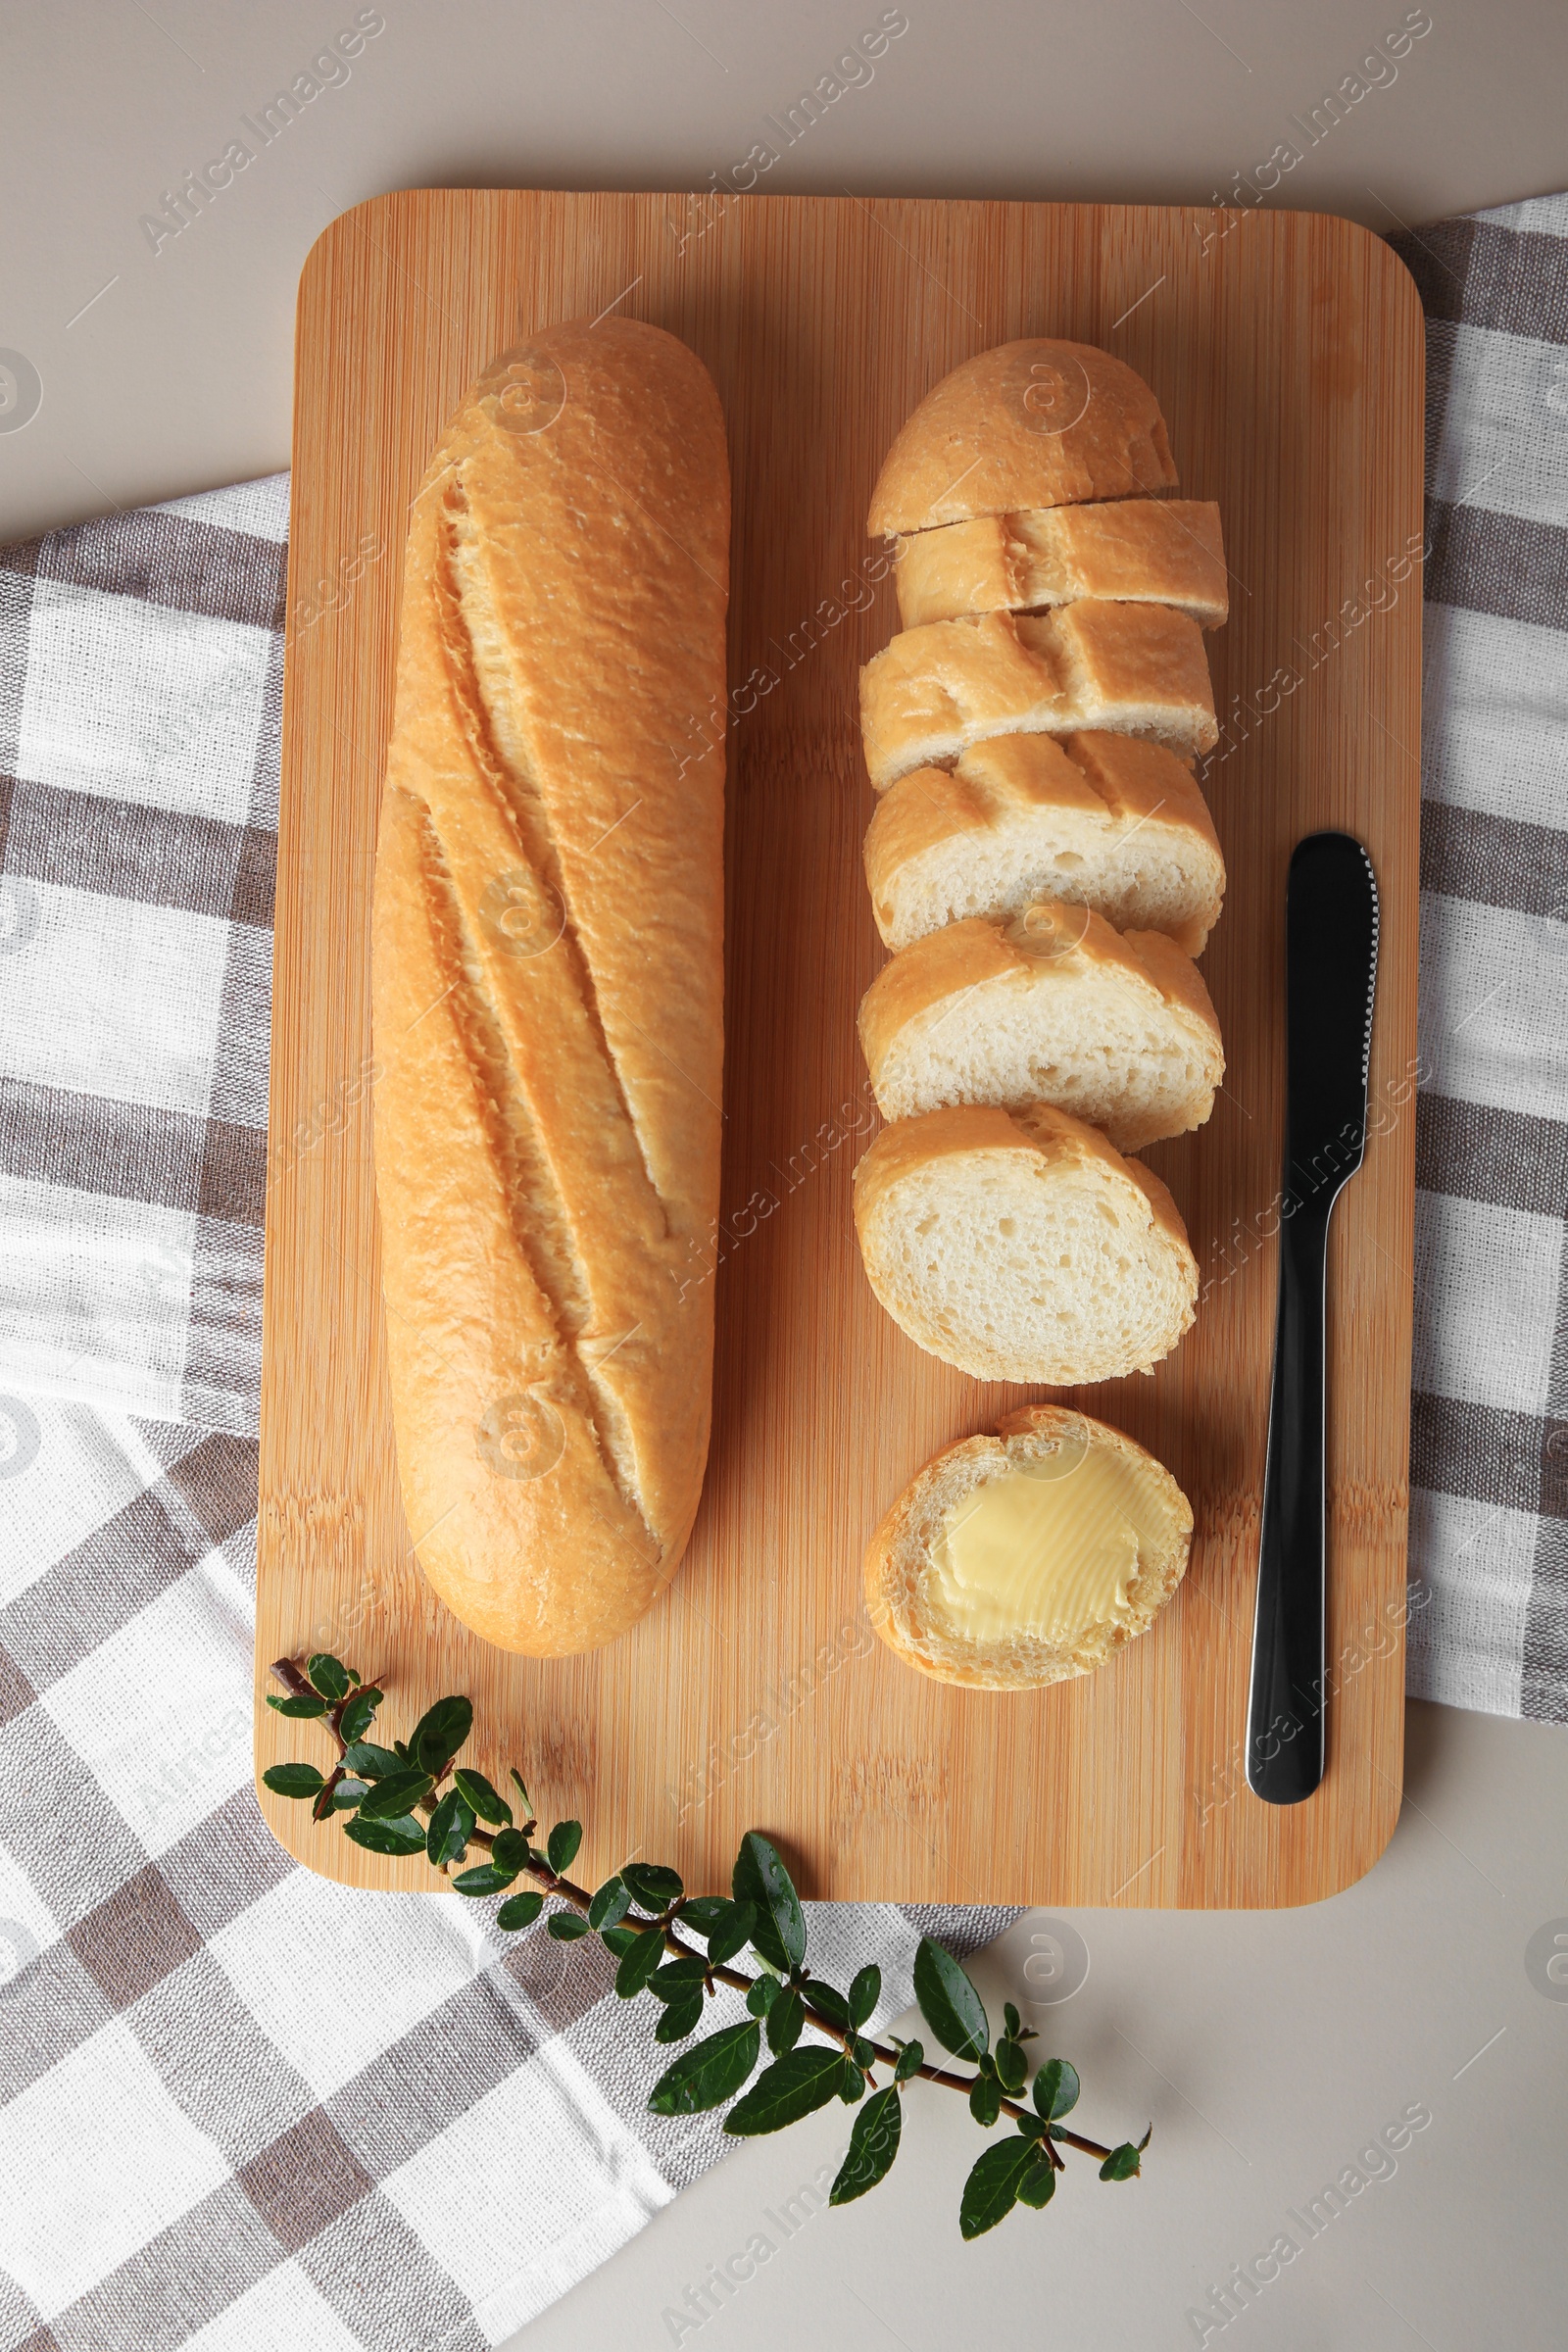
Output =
[
  {"x1": 864, "y1": 732, "x2": 1225, "y2": 957},
  {"x1": 865, "y1": 1403, "x2": 1193, "y2": 1690},
  {"x1": 853, "y1": 1102, "x2": 1199, "y2": 1385},
  {"x1": 858, "y1": 898, "x2": 1223, "y2": 1151}
]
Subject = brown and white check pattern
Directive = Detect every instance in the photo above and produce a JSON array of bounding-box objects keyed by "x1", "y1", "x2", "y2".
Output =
[
  {"x1": 2, "y1": 187, "x2": 1567, "y2": 2347},
  {"x1": 1387, "y1": 191, "x2": 1568, "y2": 1720},
  {"x1": 0, "y1": 477, "x2": 1011, "y2": 2349}
]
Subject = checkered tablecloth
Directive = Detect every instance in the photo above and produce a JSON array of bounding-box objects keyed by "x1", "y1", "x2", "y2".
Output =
[
  {"x1": 2, "y1": 188, "x2": 1567, "y2": 2352},
  {"x1": 0, "y1": 478, "x2": 1010, "y2": 2350}
]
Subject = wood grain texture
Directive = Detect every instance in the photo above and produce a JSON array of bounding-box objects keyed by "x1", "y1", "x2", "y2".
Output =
[{"x1": 255, "y1": 190, "x2": 1422, "y2": 1906}]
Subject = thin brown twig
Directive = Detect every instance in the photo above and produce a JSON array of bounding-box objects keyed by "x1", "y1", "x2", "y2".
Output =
[{"x1": 266, "y1": 1657, "x2": 1122, "y2": 2163}]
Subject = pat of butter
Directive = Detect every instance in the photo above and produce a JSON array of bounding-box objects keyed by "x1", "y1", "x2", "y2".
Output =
[{"x1": 926, "y1": 1445, "x2": 1175, "y2": 1646}]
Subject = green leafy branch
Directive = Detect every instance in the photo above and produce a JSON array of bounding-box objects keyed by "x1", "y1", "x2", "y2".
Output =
[{"x1": 265, "y1": 1653, "x2": 1150, "y2": 2236}]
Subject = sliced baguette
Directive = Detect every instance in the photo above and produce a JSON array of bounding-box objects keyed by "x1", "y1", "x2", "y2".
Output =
[
  {"x1": 858, "y1": 902, "x2": 1223, "y2": 1152},
  {"x1": 859, "y1": 604, "x2": 1218, "y2": 791},
  {"x1": 864, "y1": 732, "x2": 1225, "y2": 956},
  {"x1": 865, "y1": 1403, "x2": 1194, "y2": 1690},
  {"x1": 853, "y1": 1102, "x2": 1199, "y2": 1385},
  {"x1": 867, "y1": 339, "x2": 1178, "y2": 535},
  {"x1": 894, "y1": 499, "x2": 1228, "y2": 631}
]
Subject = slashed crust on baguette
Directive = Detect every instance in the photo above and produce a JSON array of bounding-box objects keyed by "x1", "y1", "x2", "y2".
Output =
[
  {"x1": 867, "y1": 340, "x2": 1179, "y2": 536},
  {"x1": 865, "y1": 1404, "x2": 1194, "y2": 1690},
  {"x1": 858, "y1": 603, "x2": 1218, "y2": 791},
  {"x1": 371, "y1": 318, "x2": 728, "y2": 1656},
  {"x1": 852, "y1": 1102, "x2": 1199, "y2": 1385},
  {"x1": 894, "y1": 499, "x2": 1228, "y2": 630},
  {"x1": 858, "y1": 900, "x2": 1223, "y2": 1151},
  {"x1": 863, "y1": 732, "x2": 1225, "y2": 956}
]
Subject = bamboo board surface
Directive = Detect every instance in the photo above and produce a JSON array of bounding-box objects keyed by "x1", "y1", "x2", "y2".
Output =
[{"x1": 256, "y1": 189, "x2": 1421, "y2": 1905}]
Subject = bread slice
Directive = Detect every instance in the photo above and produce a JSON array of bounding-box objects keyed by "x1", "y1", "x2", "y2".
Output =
[
  {"x1": 864, "y1": 732, "x2": 1225, "y2": 956},
  {"x1": 867, "y1": 340, "x2": 1178, "y2": 535},
  {"x1": 894, "y1": 500, "x2": 1228, "y2": 631},
  {"x1": 865, "y1": 1404, "x2": 1194, "y2": 1690},
  {"x1": 859, "y1": 604, "x2": 1218, "y2": 790},
  {"x1": 853, "y1": 1102, "x2": 1198, "y2": 1384},
  {"x1": 858, "y1": 902, "x2": 1223, "y2": 1152}
]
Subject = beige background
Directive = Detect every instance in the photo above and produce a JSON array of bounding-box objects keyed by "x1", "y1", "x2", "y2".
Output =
[{"x1": 1, "y1": 3, "x2": 1564, "y2": 2346}]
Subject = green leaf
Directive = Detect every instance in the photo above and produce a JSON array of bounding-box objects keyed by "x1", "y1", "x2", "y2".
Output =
[
  {"x1": 678, "y1": 1897, "x2": 730, "y2": 1936},
  {"x1": 336, "y1": 1687, "x2": 382, "y2": 1743},
  {"x1": 1100, "y1": 2141, "x2": 1144, "y2": 2181},
  {"x1": 912, "y1": 1937, "x2": 989, "y2": 2064},
  {"x1": 601, "y1": 1924, "x2": 638, "y2": 1960},
  {"x1": 262, "y1": 1762, "x2": 324, "y2": 1799},
  {"x1": 311, "y1": 1776, "x2": 342, "y2": 1823},
  {"x1": 451, "y1": 1861, "x2": 520, "y2": 1896},
  {"x1": 838, "y1": 2058, "x2": 864, "y2": 2105},
  {"x1": 848, "y1": 1965, "x2": 881, "y2": 2028},
  {"x1": 724, "y1": 2045, "x2": 845, "y2": 2136},
  {"x1": 830, "y1": 2084, "x2": 903, "y2": 2205},
  {"x1": 548, "y1": 1911, "x2": 591, "y2": 1941},
  {"x1": 547, "y1": 1820, "x2": 583, "y2": 1876},
  {"x1": 1004, "y1": 2001, "x2": 1021, "y2": 2038},
  {"x1": 852, "y1": 2035, "x2": 876, "y2": 2071},
  {"x1": 356, "y1": 1767, "x2": 434, "y2": 1824},
  {"x1": 804, "y1": 1982, "x2": 851, "y2": 2031},
  {"x1": 620, "y1": 1862, "x2": 683, "y2": 1913},
  {"x1": 266, "y1": 1692, "x2": 326, "y2": 1718},
  {"x1": 490, "y1": 1827, "x2": 532, "y2": 1874},
  {"x1": 588, "y1": 1877, "x2": 631, "y2": 1934},
  {"x1": 894, "y1": 2039, "x2": 924, "y2": 2082},
  {"x1": 615, "y1": 1928, "x2": 665, "y2": 1999},
  {"x1": 732, "y1": 1834, "x2": 806, "y2": 1973},
  {"x1": 331, "y1": 1778, "x2": 368, "y2": 1811},
  {"x1": 655, "y1": 1991, "x2": 705, "y2": 2042},
  {"x1": 703, "y1": 1900, "x2": 758, "y2": 1968},
  {"x1": 509, "y1": 1767, "x2": 533, "y2": 1818},
  {"x1": 766, "y1": 1986, "x2": 804, "y2": 2055},
  {"x1": 453, "y1": 1768, "x2": 512, "y2": 1827},
  {"x1": 1017, "y1": 2154, "x2": 1057, "y2": 2209},
  {"x1": 969, "y1": 2072, "x2": 1003, "y2": 2127},
  {"x1": 959, "y1": 2135, "x2": 1036, "y2": 2239},
  {"x1": 306, "y1": 1652, "x2": 351, "y2": 1703},
  {"x1": 649, "y1": 2020, "x2": 761, "y2": 2116},
  {"x1": 1032, "y1": 2058, "x2": 1080, "y2": 2122},
  {"x1": 746, "y1": 1974, "x2": 780, "y2": 2018},
  {"x1": 344, "y1": 1812, "x2": 427, "y2": 1856},
  {"x1": 342, "y1": 1740, "x2": 400, "y2": 1781},
  {"x1": 496, "y1": 1891, "x2": 544, "y2": 1932},
  {"x1": 647, "y1": 1960, "x2": 706, "y2": 2005},
  {"x1": 425, "y1": 1789, "x2": 475, "y2": 1869},
  {"x1": 995, "y1": 2037, "x2": 1027, "y2": 2095},
  {"x1": 410, "y1": 1695, "x2": 472, "y2": 1776}
]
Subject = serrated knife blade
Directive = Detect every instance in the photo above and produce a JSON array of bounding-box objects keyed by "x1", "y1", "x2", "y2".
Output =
[{"x1": 1246, "y1": 831, "x2": 1380, "y2": 1806}]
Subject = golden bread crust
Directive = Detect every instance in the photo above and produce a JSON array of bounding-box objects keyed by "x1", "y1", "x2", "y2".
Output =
[
  {"x1": 894, "y1": 499, "x2": 1228, "y2": 629},
  {"x1": 867, "y1": 340, "x2": 1179, "y2": 535},
  {"x1": 371, "y1": 318, "x2": 729, "y2": 1655},
  {"x1": 858, "y1": 604, "x2": 1218, "y2": 789}
]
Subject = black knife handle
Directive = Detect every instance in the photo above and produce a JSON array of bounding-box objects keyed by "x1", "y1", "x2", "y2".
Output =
[{"x1": 1247, "y1": 1202, "x2": 1332, "y2": 1803}]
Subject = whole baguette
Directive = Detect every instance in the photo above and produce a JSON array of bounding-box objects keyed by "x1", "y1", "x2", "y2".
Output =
[
  {"x1": 370, "y1": 319, "x2": 729, "y2": 1656},
  {"x1": 863, "y1": 732, "x2": 1225, "y2": 956},
  {"x1": 867, "y1": 339, "x2": 1178, "y2": 535}
]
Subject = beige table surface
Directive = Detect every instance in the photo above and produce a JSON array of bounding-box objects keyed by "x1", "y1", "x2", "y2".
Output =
[{"x1": 2, "y1": 5, "x2": 1565, "y2": 2347}]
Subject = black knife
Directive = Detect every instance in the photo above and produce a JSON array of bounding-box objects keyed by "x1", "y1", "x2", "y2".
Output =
[{"x1": 1246, "y1": 832, "x2": 1380, "y2": 1806}]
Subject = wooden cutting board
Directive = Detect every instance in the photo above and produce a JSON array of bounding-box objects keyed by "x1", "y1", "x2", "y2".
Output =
[{"x1": 255, "y1": 189, "x2": 1421, "y2": 1906}]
